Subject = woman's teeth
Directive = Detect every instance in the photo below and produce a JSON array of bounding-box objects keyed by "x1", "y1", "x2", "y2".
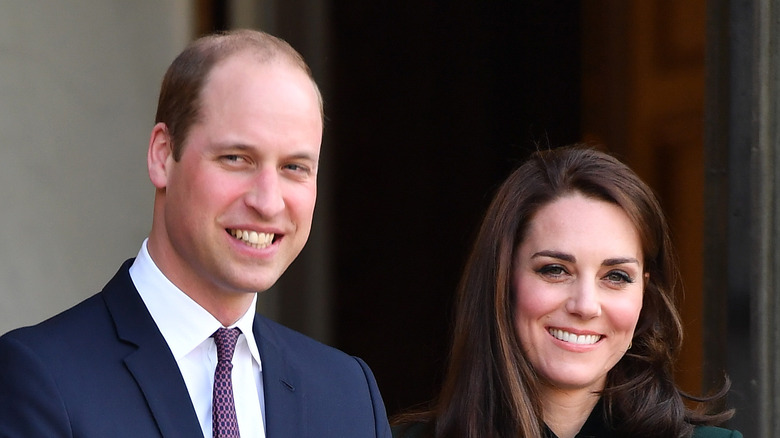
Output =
[{"x1": 548, "y1": 328, "x2": 602, "y2": 345}]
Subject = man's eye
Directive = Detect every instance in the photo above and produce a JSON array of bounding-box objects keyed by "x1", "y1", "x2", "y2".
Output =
[
  {"x1": 220, "y1": 155, "x2": 251, "y2": 167},
  {"x1": 284, "y1": 163, "x2": 310, "y2": 174}
]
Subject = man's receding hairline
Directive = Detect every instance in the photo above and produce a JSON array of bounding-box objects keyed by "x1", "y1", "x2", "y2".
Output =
[
  {"x1": 200, "y1": 48, "x2": 323, "y2": 112},
  {"x1": 167, "y1": 30, "x2": 323, "y2": 160},
  {"x1": 208, "y1": 47, "x2": 306, "y2": 77}
]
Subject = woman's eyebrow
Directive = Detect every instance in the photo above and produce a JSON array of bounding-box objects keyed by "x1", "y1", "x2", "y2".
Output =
[
  {"x1": 531, "y1": 250, "x2": 575, "y2": 263},
  {"x1": 603, "y1": 257, "x2": 640, "y2": 266}
]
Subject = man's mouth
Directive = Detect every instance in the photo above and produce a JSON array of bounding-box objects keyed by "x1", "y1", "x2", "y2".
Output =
[
  {"x1": 548, "y1": 328, "x2": 602, "y2": 345},
  {"x1": 228, "y1": 228, "x2": 275, "y2": 249}
]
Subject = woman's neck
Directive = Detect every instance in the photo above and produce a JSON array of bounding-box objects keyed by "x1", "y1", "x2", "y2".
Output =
[{"x1": 541, "y1": 386, "x2": 600, "y2": 438}]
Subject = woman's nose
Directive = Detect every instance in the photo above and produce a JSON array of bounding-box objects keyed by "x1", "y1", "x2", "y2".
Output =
[{"x1": 565, "y1": 280, "x2": 602, "y2": 319}]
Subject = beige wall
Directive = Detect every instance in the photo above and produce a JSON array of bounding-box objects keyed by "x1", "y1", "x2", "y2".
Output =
[{"x1": 0, "y1": 1, "x2": 193, "y2": 333}]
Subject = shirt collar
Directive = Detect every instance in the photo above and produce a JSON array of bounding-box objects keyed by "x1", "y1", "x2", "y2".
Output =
[{"x1": 129, "y1": 239, "x2": 262, "y2": 368}]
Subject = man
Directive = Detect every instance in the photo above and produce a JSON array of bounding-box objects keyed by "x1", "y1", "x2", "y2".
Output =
[{"x1": 0, "y1": 29, "x2": 391, "y2": 438}]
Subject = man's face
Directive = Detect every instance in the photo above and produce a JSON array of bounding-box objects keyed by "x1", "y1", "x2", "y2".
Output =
[{"x1": 149, "y1": 55, "x2": 322, "y2": 300}]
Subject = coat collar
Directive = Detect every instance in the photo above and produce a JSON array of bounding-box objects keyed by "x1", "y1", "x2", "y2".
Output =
[
  {"x1": 544, "y1": 398, "x2": 613, "y2": 438},
  {"x1": 102, "y1": 259, "x2": 204, "y2": 438},
  {"x1": 253, "y1": 314, "x2": 304, "y2": 437},
  {"x1": 102, "y1": 259, "x2": 307, "y2": 438}
]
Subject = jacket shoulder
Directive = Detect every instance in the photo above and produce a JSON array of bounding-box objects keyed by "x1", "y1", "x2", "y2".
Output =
[
  {"x1": 253, "y1": 313, "x2": 392, "y2": 437},
  {"x1": 693, "y1": 426, "x2": 743, "y2": 438},
  {"x1": 254, "y1": 313, "x2": 358, "y2": 364},
  {"x1": 1, "y1": 291, "x2": 108, "y2": 348},
  {"x1": 0, "y1": 260, "x2": 139, "y2": 352}
]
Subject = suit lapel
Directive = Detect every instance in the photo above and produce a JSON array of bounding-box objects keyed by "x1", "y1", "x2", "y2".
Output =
[
  {"x1": 102, "y1": 260, "x2": 204, "y2": 438},
  {"x1": 254, "y1": 315, "x2": 304, "y2": 437}
]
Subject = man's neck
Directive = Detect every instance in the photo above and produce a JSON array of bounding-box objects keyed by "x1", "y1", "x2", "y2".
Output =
[{"x1": 194, "y1": 290, "x2": 256, "y2": 327}]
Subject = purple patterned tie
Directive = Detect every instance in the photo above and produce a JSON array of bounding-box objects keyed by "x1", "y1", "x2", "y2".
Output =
[{"x1": 212, "y1": 327, "x2": 241, "y2": 438}]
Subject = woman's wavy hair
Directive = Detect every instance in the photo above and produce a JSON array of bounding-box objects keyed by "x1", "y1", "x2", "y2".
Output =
[{"x1": 393, "y1": 145, "x2": 732, "y2": 438}]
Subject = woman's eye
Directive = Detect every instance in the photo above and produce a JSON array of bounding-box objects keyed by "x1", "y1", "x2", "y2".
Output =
[
  {"x1": 537, "y1": 265, "x2": 567, "y2": 277},
  {"x1": 605, "y1": 270, "x2": 633, "y2": 284}
]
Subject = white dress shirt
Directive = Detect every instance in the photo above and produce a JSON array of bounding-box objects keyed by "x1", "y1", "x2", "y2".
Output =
[{"x1": 129, "y1": 239, "x2": 266, "y2": 438}]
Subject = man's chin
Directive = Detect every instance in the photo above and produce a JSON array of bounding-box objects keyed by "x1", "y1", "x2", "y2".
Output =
[{"x1": 228, "y1": 272, "x2": 283, "y2": 295}]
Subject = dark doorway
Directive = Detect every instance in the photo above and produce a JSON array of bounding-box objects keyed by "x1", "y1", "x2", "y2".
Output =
[{"x1": 327, "y1": 2, "x2": 582, "y2": 414}]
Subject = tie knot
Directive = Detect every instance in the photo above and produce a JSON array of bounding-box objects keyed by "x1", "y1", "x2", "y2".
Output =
[{"x1": 212, "y1": 327, "x2": 241, "y2": 363}]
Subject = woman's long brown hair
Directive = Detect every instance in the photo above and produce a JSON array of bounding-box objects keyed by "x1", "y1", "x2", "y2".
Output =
[{"x1": 392, "y1": 146, "x2": 733, "y2": 438}]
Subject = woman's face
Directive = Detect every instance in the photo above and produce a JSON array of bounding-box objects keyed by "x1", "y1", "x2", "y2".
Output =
[{"x1": 512, "y1": 193, "x2": 644, "y2": 394}]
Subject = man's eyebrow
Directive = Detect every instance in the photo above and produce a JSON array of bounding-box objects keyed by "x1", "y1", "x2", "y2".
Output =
[
  {"x1": 209, "y1": 142, "x2": 252, "y2": 152},
  {"x1": 211, "y1": 143, "x2": 318, "y2": 160},
  {"x1": 286, "y1": 152, "x2": 319, "y2": 162}
]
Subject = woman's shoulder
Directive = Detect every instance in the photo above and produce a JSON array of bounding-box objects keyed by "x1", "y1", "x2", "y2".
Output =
[
  {"x1": 693, "y1": 425, "x2": 743, "y2": 438},
  {"x1": 392, "y1": 421, "x2": 743, "y2": 438},
  {"x1": 391, "y1": 422, "x2": 431, "y2": 438}
]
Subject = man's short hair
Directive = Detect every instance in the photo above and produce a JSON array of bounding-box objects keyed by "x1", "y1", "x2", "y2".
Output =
[{"x1": 154, "y1": 29, "x2": 322, "y2": 160}]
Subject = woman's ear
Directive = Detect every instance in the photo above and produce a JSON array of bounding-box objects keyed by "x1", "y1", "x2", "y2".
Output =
[{"x1": 148, "y1": 122, "x2": 173, "y2": 189}]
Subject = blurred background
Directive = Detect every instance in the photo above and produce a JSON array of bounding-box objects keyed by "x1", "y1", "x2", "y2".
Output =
[{"x1": 0, "y1": 1, "x2": 773, "y2": 435}]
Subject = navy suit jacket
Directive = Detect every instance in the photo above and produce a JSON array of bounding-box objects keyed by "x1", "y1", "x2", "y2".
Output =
[{"x1": 0, "y1": 259, "x2": 391, "y2": 437}]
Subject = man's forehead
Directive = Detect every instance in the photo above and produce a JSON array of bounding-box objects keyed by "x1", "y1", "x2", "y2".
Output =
[{"x1": 202, "y1": 54, "x2": 323, "y2": 120}]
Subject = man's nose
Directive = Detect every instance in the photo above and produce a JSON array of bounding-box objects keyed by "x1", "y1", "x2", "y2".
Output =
[{"x1": 244, "y1": 168, "x2": 285, "y2": 217}]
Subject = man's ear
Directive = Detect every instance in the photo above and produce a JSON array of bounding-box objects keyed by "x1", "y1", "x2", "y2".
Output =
[{"x1": 148, "y1": 122, "x2": 174, "y2": 189}]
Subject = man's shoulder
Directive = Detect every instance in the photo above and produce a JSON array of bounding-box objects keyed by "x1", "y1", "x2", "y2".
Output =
[
  {"x1": 254, "y1": 313, "x2": 356, "y2": 363},
  {"x1": 0, "y1": 260, "x2": 135, "y2": 353},
  {"x1": 252, "y1": 312, "x2": 388, "y2": 427},
  {"x1": 252, "y1": 312, "x2": 381, "y2": 386},
  {"x1": 1, "y1": 291, "x2": 107, "y2": 346},
  {"x1": 693, "y1": 426, "x2": 743, "y2": 438}
]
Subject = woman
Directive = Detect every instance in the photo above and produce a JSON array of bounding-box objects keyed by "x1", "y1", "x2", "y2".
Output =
[{"x1": 392, "y1": 146, "x2": 740, "y2": 438}]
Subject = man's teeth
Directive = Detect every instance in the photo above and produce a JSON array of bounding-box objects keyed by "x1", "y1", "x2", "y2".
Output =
[
  {"x1": 230, "y1": 229, "x2": 274, "y2": 249},
  {"x1": 548, "y1": 328, "x2": 602, "y2": 345}
]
